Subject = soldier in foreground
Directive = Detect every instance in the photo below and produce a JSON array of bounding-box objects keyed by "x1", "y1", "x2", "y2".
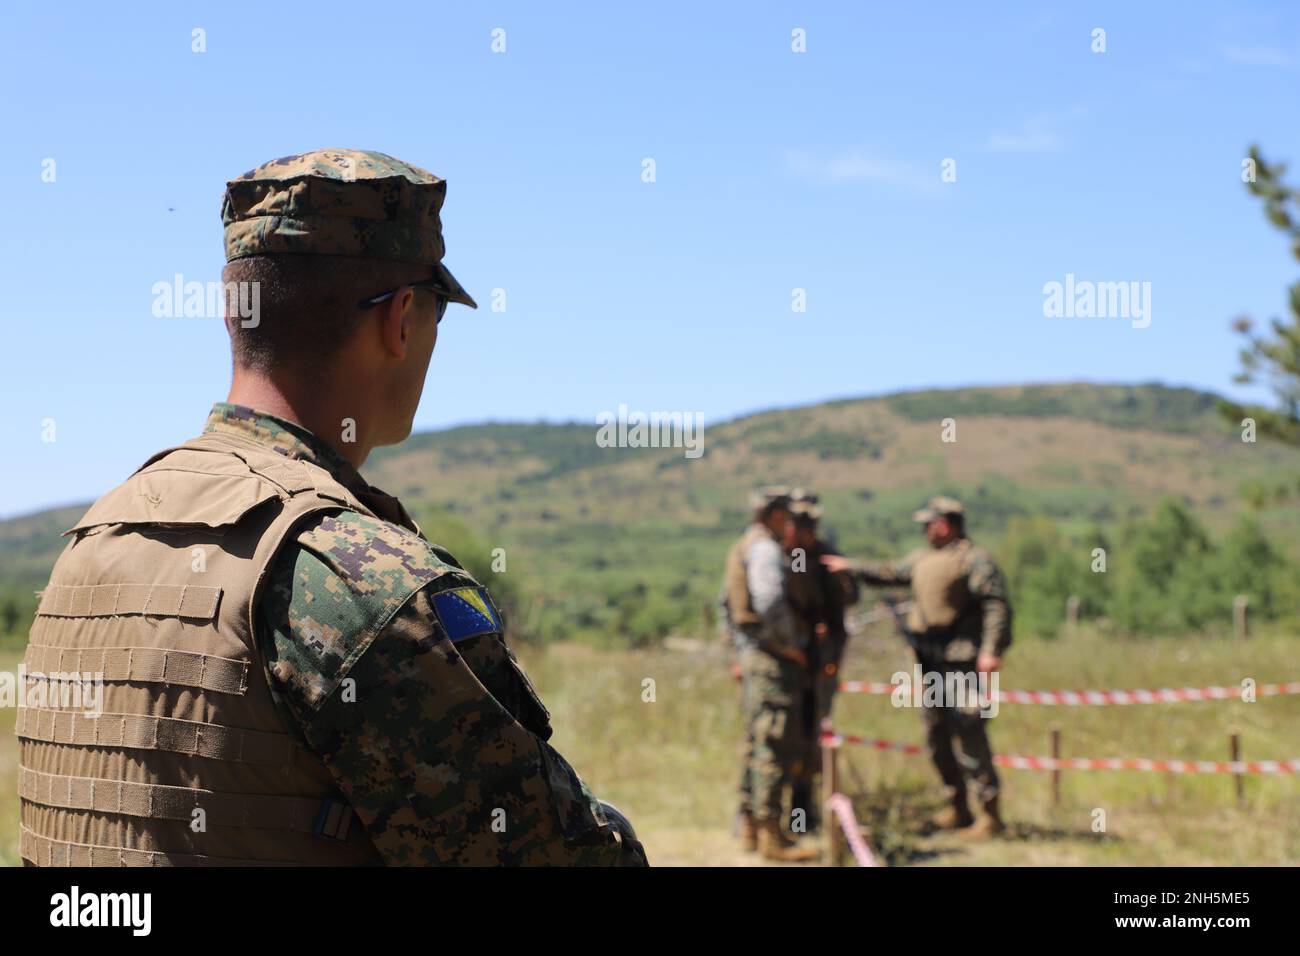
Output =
[
  {"x1": 823, "y1": 496, "x2": 1011, "y2": 838},
  {"x1": 721, "y1": 488, "x2": 820, "y2": 861},
  {"x1": 784, "y1": 491, "x2": 857, "y2": 832},
  {"x1": 17, "y1": 149, "x2": 646, "y2": 866}
]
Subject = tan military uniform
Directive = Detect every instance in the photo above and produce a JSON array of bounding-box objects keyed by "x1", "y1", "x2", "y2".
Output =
[
  {"x1": 722, "y1": 523, "x2": 804, "y2": 824},
  {"x1": 723, "y1": 523, "x2": 773, "y2": 820},
  {"x1": 853, "y1": 535, "x2": 1012, "y2": 805},
  {"x1": 721, "y1": 523, "x2": 772, "y2": 630}
]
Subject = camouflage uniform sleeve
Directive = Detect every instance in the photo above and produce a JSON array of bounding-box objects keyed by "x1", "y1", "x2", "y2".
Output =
[
  {"x1": 849, "y1": 552, "x2": 916, "y2": 587},
  {"x1": 257, "y1": 511, "x2": 647, "y2": 866},
  {"x1": 965, "y1": 546, "x2": 1012, "y2": 658},
  {"x1": 746, "y1": 535, "x2": 798, "y2": 651}
]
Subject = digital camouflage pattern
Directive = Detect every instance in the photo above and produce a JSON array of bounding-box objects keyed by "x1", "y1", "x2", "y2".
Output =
[
  {"x1": 206, "y1": 405, "x2": 646, "y2": 865},
  {"x1": 727, "y1": 517, "x2": 806, "y2": 823},
  {"x1": 916, "y1": 655, "x2": 1001, "y2": 803},
  {"x1": 206, "y1": 402, "x2": 360, "y2": 477},
  {"x1": 911, "y1": 494, "x2": 965, "y2": 523},
  {"x1": 847, "y1": 528, "x2": 1011, "y2": 804},
  {"x1": 221, "y1": 148, "x2": 476, "y2": 307},
  {"x1": 737, "y1": 644, "x2": 806, "y2": 822}
]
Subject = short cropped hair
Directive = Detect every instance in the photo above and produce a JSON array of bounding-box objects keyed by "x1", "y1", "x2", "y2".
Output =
[{"x1": 222, "y1": 253, "x2": 430, "y2": 372}]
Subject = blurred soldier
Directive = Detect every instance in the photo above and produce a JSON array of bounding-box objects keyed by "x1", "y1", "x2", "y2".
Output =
[
  {"x1": 782, "y1": 496, "x2": 823, "y2": 833},
  {"x1": 721, "y1": 487, "x2": 819, "y2": 861},
  {"x1": 785, "y1": 491, "x2": 858, "y2": 832},
  {"x1": 823, "y1": 496, "x2": 1011, "y2": 839},
  {"x1": 17, "y1": 150, "x2": 646, "y2": 866}
]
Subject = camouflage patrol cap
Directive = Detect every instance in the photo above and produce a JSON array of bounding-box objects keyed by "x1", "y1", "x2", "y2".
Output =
[
  {"x1": 748, "y1": 485, "x2": 793, "y2": 510},
  {"x1": 790, "y1": 498, "x2": 822, "y2": 524},
  {"x1": 912, "y1": 495, "x2": 964, "y2": 523},
  {"x1": 221, "y1": 148, "x2": 476, "y2": 308}
]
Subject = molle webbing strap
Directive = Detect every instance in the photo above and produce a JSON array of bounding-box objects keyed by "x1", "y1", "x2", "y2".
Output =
[
  {"x1": 19, "y1": 767, "x2": 330, "y2": 833},
  {"x1": 36, "y1": 584, "x2": 222, "y2": 620},
  {"x1": 22, "y1": 644, "x2": 248, "y2": 695},
  {"x1": 16, "y1": 708, "x2": 301, "y2": 766},
  {"x1": 19, "y1": 826, "x2": 295, "y2": 868}
]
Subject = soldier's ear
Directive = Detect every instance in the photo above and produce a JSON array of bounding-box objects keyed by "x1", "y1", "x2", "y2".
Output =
[{"x1": 378, "y1": 287, "x2": 416, "y2": 357}]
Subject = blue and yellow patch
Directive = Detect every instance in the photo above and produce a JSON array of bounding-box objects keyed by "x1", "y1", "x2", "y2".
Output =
[{"x1": 432, "y1": 586, "x2": 502, "y2": 643}]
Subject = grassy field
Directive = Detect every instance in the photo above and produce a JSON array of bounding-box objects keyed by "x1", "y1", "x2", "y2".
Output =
[
  {"x1": 519, "y1": 622, "x2": 1300, "y2": 866},
  {"x1": 2, "y1": 623, "x2": 1297, "y2": 866},
  {"x1": 0, "y1": 649, "x2": 18, "y2": 867}
]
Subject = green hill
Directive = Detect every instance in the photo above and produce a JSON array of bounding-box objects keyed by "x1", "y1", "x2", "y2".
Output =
[{"x1": 3, "y1": 382, "x2": 1299, "y2": 645}]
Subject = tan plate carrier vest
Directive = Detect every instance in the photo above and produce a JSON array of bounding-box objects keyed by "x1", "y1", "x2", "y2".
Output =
[
  {"x1": 18, "y1": 431, "x2": 396, "y2": 866},
  {"x1": 722, "y1": 524, "x2": 773, "y2": 627},
  {"x1": 907, "y1": 539, "x2": 974, "y2": 636}
]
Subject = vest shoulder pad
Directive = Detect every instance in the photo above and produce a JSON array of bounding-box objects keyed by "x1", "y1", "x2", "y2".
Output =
[{"x1": 67, "y1": 449, "x2": 283, "y2": 535}]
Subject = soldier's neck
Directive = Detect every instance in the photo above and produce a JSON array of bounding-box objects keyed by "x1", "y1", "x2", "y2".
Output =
[{"x1": 226, "y1": 368, "x2": 374, "y2": 468}]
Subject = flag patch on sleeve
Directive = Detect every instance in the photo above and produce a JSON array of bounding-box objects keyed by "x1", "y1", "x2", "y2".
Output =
[{"x1": 432, "y1": 586, "x2": 502, "y2": 643}]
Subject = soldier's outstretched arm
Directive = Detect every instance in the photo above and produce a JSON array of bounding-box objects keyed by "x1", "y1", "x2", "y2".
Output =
[
  {"x1": 822, "y1": 552, "x2": 914, "y2": 587},
  {"x1": 260, "y1": 512, "x2": 647, "y2": 866}
]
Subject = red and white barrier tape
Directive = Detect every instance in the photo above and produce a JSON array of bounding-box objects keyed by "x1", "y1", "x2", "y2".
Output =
[
  {"x1": 821, "y1": 732, "x2": 1300, "y2": 775},
  {"x1": 826, "y1": 793, "x2": 880, "y2": 867},
  {"x1": 837, "y1": 680, "x2": 1300, "y2": 705},
  {"x1": 824, "y1": 733, "x2": 926, "y2": 756}
]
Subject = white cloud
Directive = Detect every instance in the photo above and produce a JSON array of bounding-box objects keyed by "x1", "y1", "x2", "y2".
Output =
[
  {"x1": 982, "y1": 117, "x2": 1063, "y2": 154},
  {"x1": 783, "y1": 149, "x2": 939, "y2": 194},
  {"x1": 1222, "y1": 45, "x2": 1296, "y2": 68}
]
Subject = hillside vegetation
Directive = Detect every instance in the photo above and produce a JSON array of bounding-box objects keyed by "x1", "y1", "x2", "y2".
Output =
[{"x1": 3, "y1": 382, "x2": 1300, "y2": 647}]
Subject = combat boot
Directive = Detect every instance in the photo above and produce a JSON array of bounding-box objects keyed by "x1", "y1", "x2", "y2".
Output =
[
  {"x1": 738, "y1": 811, "x2": 758, "y2": 852},
  {"x1": 961, "y1": 796, "x2": 1006, "y2": 840},
  {"x1": 928, "y1": 793, "x2": 974, "y2": 831},
  {"x1": 757, "y1": 819, "x2": 821, "y2": 862}
]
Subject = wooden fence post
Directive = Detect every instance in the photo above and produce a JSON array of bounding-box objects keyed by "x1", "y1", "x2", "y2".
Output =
[
  {"x1": 1233, "y1": 595, "x2": 1249, "y2": 641},
  {"x1": 1230, "y1": 731, "x2": 1244, "y2": 808},
  {"x1": 823, "y1": 731, "x2": 842, "y2": 866},
  {"x1": 1066, "y1": 595, "x2": 1080, "y2": 632},
  {"x1": 1051, "y1": 727, "x2": 1061, "y2": 809}
]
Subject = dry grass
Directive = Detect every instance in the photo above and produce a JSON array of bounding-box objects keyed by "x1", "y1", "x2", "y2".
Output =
[
  {"x1": 1, "y1": 629, "x2": 1296, "y2": 867},
  {"x1": 520, "y1": 626, "x2": 1300, "y2": 866},
  {"x1": 0, "y1": 649, "x2": 19, "y2": 867}
]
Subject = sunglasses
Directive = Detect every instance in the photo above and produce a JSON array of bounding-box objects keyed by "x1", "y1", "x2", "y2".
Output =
[{"x1": 357, "y1": 278, "x2": 449, "y2": 323}]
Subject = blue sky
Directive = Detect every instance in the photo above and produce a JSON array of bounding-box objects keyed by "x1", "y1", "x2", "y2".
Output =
[{"x1": 1, "y1": 1, "x2": 1298, "y2": 517}]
